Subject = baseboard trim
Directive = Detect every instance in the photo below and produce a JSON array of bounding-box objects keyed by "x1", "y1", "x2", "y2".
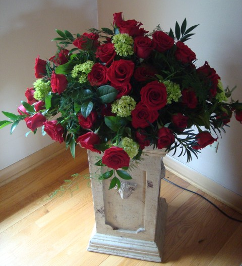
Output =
[
  {"x1": 0, "y1": 142, "x2": 65, "y2": 187},
  {"x1": 163, "y1": 155, "x2": 242, "y2": 214}
]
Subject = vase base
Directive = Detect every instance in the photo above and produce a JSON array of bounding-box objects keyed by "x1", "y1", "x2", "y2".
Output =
[{"x1": 87, "y1": 197, "x2": 167, "y2": 262}]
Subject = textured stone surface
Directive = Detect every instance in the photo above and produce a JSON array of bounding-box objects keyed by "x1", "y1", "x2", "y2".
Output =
[{"x1": 87, "y1": 148, "x2": 167, "y2": 262}]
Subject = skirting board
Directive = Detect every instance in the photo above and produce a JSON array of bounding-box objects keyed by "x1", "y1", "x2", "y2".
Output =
[
  {"x1": 0, "y1": 142, "x2": 65, "y2": 187},
  {"x1": 163, "y1": 155, "x2": 242, "y2": 214}
]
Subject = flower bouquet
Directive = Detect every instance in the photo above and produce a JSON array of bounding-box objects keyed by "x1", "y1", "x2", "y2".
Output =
[{"x1": 1, "y1": 12, "x2": 242, "y2": 189}]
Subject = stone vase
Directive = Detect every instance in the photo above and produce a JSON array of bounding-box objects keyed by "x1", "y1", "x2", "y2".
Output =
[{"x1": 87, "y1": 148, "x2": 167, "y2": 262}]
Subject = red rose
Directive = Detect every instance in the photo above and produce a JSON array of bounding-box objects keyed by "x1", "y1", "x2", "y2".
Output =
[
  {"x1": 216, "y1": 112, "x2": 231, "y2": 125},
  {"x1": 134, "y1": 65, "x2": 157, "y2": 82},
  {"x1": 73, "y1": 33, "x2": 99, "y2": 50},
  {"x1": 140, "y1": 81, "x2": 167, "y2": 110},
  {"x1": 34, "y1": 56, "x2": 47, "y2": 78},
  {"x1": 197, "y1": 61, "x2": 220, "y2": 96},
  {"x1": 96, "y1": 43, "x2": 116, "y2": 65},
  {"x1": 18, "y1": 105, "x2": 29, "y2": 116},
  {"x1": 111, "y1": 83, "x2": 131, "y2": 99},
  {"x1": 135, "y1": 130, "x2": 150, "y2": 149},
  {"x1": 193, "y1": 131, "x2": 217, "y2": 150},
  {"x1": 134, "y1": 36, "x2": 154, "y2": 59},
  {"x1": 49, "y1": 49, "x2": 69, "y2": 65},
  {"x1": 77, "y1": 132, "x2": 101, "y2": 153},
  {"x1": 107, "y1": 59, "x2": 134, "y2": 86},
  {"x1": 175, "y1": 41, "x2": 196, "y2": 64},
  {"x1": 78, "y1": 111, "x2": 97, "y2": 129},
  {"x1": 51, "y1": 72, "x2": 68, "y2": 94},
  {"x1": 101, "y1": 104, "x2": 115, "y2": 116},
  {"x1": 113, "y1": 12, "x2": 123, "y2": 27},
  {"x1": 182, "y1": 88, "x2": 198, "y2": 109},
  {"x1": 34, "y1": 101, "x2": 45, "y2": 112},
  {"x1": 26, "y1": 113, "x2": 46, "y2": 131},
  {"x1": 157, "y1": 127, "x2": 175, "y2": 149},
  {"x1": 152, "y1": 31, "x2": 174, "y2": 53},
  {"x1": 87, "y1": 63, "x2": 108, "y2": 86},
  {"x1": 172, "y1": 113, "x2": 188, "y2": 130},
  {"x1": 102, "y1": 147, "x2": 130, "y2": 170},
  {"x1": 235, "y1": 110, "x2": 242, "y2": 123},
  {"x1": 131, "y1": 102, "x2": 159, "y2": 128},
  {"x1": 25, "y1": 87, "x2": 37, "y2": 105},
  {"x1": 44, "y1": 120, "x2": 64, "y2": 143},
  {"x1": 113, "y1": 12, "x2": 147, "y2": 37}
]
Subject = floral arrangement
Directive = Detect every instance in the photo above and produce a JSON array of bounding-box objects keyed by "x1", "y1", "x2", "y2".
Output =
[{"x1": 1, "y1": 13, "x2": 242, "y2": 189}]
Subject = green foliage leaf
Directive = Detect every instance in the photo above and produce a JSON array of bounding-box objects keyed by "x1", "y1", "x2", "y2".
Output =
[
  {"x1": 64, "y1": 30, "x2": 74, "y2": 41},
  {"x1": 104, "y1": 116, "x2": 128, "y2": 132},
  {"x1": 175, "y1": 21, "x2": 181, "y2": 40},
  {"x1": 79, "y1": 89, "x2": 93, "y2": 101},
  {"x1": 0, "y1": 120, "x2": 12, "y2": 129},
  {"x1": 45, "y1": 94, "x2": 52, "y2": 110},
  {"x1": 95, "y1": 159, "x2": 104, "y2": 166},
  {"x1": 99, "y1": 170, "x2": 113, "y2": 180},
  {"x1": 81, "y1": 101, "x2": 93, "y2": 118},
  {"x1": 70, "y1": 138, "x2": 76, "y2": 158},
  {"x1": 21, "y1": 101, "x2": 35, "y2": 113},
  {"x1": 168, "y1": 28, "x2": 175, "y2": 39},
  {"x1": 184, "y1": 24, "x2": 199, "y2": 35},
  {"x1": 55, "y1": 60, "x2": 75, "y2": 74},
  {"x1": 94, "y1": 143, "x2": 109, "y2": 152},
  {"x1": 10, "y1": 120, "x2": 20, "y2": 134},
  {"x1": 116, "y1": 170, "x2": 132, "y2": 180},
  {"x1": 181, "y1": 18, "x2": 187, "y2": 35},
  {"x1": 2, "y1": 111, "x2": 19, "y2": 121},
  {"x1": 97, "y1": 85, "x2": 118, "y2": 104},
  {"x1": 55, "y1": 29, "x2": 66, "y2": 38},
  {"x1": 101, "y1": 27, "x2": 113, "y2": 35},
  {"x1": 74, "y1": 102, "x2": 81, "y2": 114},
  {"x1": 109, "y1": 177, "x2": 121, "y2": 190}
]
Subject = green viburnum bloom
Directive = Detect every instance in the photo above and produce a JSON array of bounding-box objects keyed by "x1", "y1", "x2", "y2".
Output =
[
  {"x1": 216, "y1": 80, "x2": 228, "y2": 102},
  {"x1": 71, "y1": 60, "x2": 94, "y2": 83},
  {"x1": 33, "y1": 79, "x2": 51, "y2": 100},
  {"x1": 112, "y1": 33, "x2": 134, "y2": 57},
  {"x1": 163, "y1": 80, "x2": 182, "y2": 104},
  {"x1": 122, "y1": 137, "x2": 139, "y2": 159},
  {"x1": 111, "y1": 96, "x2": 136, "y2": 117}
]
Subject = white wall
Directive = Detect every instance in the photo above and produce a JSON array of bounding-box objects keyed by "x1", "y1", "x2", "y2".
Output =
[
  {"x1": 0, "y1": 0, "x2": 98, "y2": 170},
  {"x1": 97, "y1": 0, "x2": 242, "y2": 196}
]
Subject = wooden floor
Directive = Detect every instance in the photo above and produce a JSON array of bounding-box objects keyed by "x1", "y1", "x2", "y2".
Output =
[{"x1": 0, "y1": 147, "x2": 242, "y2": 266}]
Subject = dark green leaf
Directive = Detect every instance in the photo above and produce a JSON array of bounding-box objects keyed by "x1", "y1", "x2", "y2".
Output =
[
  {"x1": 10, "y1": 120, "x2": 20, "y2": 134},
  {"x1": 81, "y1": 101, "x2": 93, "y2": 118},
  {"x1": 168, "y1": 28, "x2": 175, "y2": 39},
  {"x1": 184, "y1": 24, "x2": 199, "y2": 35},
  {"x1": 55, "y1": 29, "x2": 66, "y2": 38},
  {"x1": 104, "y1": 116, "x2": 128, "y2": 132},
  {"x1": 97, "y1": 85, "x2": 118, "y2": 104},
  {"x1": 175, "y1": 21, "x2": 181, "y2": 40},
  {"x1": 21, "y1": 101, "x2": 35, "y2": 113},
  {"x1": 70, "y1": 138, "x2": 76, "y2": 158},
  {"x1": 74, "y1": 102, "x2": 81, "y2": 114},
  {"x1": 99, "y1": 170, "x2": 113, "y2": 180},
  {"x1": 116, "y1": 170, "x2": 132, "y2": 180},
  {"x1": 45, "y1": 94, "x2": 52, "y2": 109},
  {"x1": 95, "y1": 159, "x2": 104, "y2": 166},
  {"x1": 179, "y1": 33, "x2": 195, "y2": 42},
  {"x1": 0, "y1": 120, "x2": 12, "y2": 129},
  {"x1": 52, "y1": 37, "x2": 66, "y2": 41},
  {"x1": 64, "y1": 30, "x2": 74, "y2": 41},
  {"x1": 2, "y1": 111, "x2": 19, "y2": 121},
  {"x1": 94, "y1": 143, "x2": 109, "y2": 152},
  {"x1": 101, "y1": 27, "x2": 113, "y2": 35},
  {"x1": 181, "y1": 19, "x2": 187, "y2": 35},
  {"x1": 80, "y1": 89, "x2": 93, "y2": 101},
  {"x1": 109, "y1": 177, "x2": 121, "y2": 190},
  {"x1": 68, "y1": 48, "x2": 79, "y2": 54}
]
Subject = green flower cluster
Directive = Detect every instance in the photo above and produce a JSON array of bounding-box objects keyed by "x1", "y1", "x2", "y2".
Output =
[
  {"x1": 122, "y1": 137, "x2": 139, "y2": 159},
  {"x1": 112, "y1": 33, "x2": 134, "y2": 57},
  {"x1": 33, "y1": 79, "x2": 51, "y2": 100},
  {"x1": 111, "y1": 96, "x2": 136, "y2": 117},
  {"x1": 216, "y1": 80, "x2": 228, "y2": 102},
  {"x1": 163, "y1": 80, "x2": 182, "y2": 104},
  {"x1": 71, "y1": 60, "x2": 94, "y2": 83}
]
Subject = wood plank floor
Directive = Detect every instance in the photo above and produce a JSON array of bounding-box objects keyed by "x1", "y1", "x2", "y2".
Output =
[{"x1": 0, "y1": 147, "x2": 242, "y2": 266}]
